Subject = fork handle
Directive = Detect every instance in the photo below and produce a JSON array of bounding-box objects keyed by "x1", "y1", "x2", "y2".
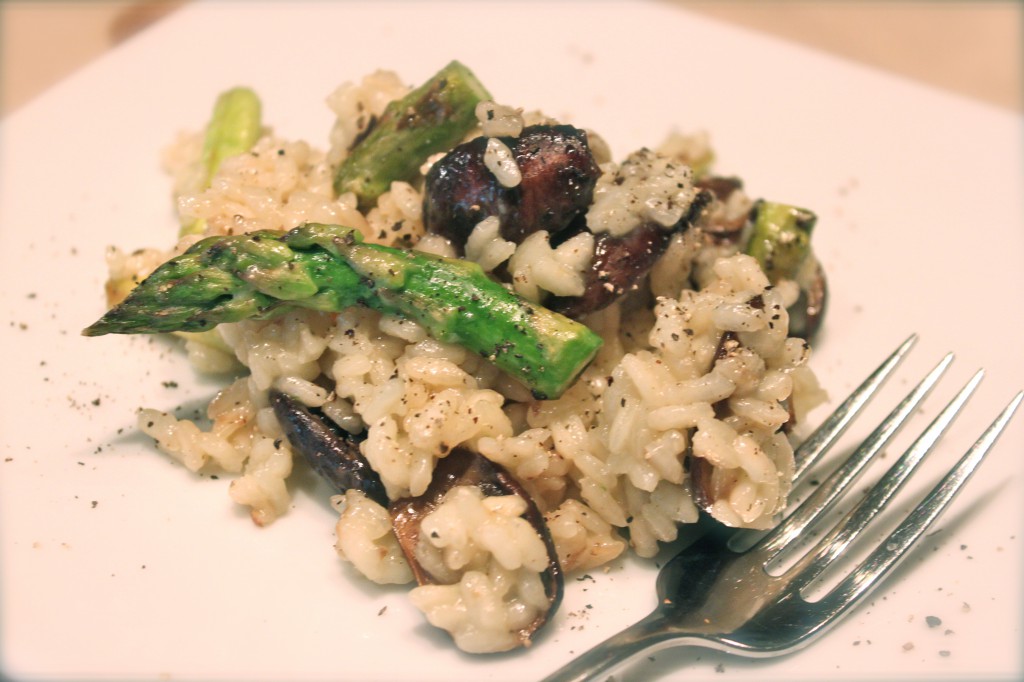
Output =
[{"x1": 540, "y1": 610, "x2": 704, "y2": 682}]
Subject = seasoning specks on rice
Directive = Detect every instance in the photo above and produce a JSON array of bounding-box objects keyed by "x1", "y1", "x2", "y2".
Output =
[{"x1": 101, "y1": 62, "x2": 827, "y2": 654}]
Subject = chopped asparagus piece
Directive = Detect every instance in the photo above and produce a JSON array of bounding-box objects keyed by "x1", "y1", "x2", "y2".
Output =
[
  {"x1": 83, "y1": 223, "x2": 602, "y2": 399},
  {"x1": 181, "y1": 87, "x2": 263, "y2": 236},
  {"x1": 333, "y1": 61, "x2": 491, "y2": 209},
  {"x1": 745, "y1": 200, "x2": 817, "y2": 283}
]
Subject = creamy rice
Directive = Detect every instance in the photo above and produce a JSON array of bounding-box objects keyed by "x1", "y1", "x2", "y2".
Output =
[{"x1": 120, "y1": 68, "x2": 826, "y2": 653}]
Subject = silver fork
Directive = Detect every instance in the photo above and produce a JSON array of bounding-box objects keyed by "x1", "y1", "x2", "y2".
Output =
[{"x1": 541, "y1": 334, "x2": 1023, "y2": 682}]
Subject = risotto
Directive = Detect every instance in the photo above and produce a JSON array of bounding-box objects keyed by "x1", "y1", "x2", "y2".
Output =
[{"x1": 91, "y1": 62, "x2": 827, "y2": 653}]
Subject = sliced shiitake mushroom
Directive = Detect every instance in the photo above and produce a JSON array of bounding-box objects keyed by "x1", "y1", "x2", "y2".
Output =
[
  {"x1": 423, "y1": 124, "x2": 601, "y2": 250},
  {"x1": 694, "y1": 175, "x2": 748, "y2": 243},
  {"x1": 547, "y1": 190, "x2": 712, "y2": 319},
  {"x1": 270, "y1": 389, "x2": 388, "y2": 506},
  {"x1": 390, "y1": 446, "x2": 564, "y2": 646},
  {"x1": 687, "y1": 332, "x2": 798, "y2": 521},
  {"x1": 546, "y1": 220, "x2": 679, "y2": 319},
  {"x1": 270, "y1": 389, "x2": 563, "y2": 646}
]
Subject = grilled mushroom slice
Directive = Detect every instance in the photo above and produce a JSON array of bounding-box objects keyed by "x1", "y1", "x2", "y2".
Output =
[
  {"x1": 423, "y1": 124, "x2": 601, "y2": 250},
  {"x1": 688, "y1": 332, "x2": 795, "y2": 525},
  {"x1": 270, "y1": 389, "x2": 388, "y2": 506},
  {"x1": 270, "y1": 390, "x2": 564, "y2": 645},
  {"x1": 694, "y1": 175, "x2": 749, "y2": 243},
  {"x1": 390, "y1": 446, "x2": 564, "y2": 644},
  {"x1": 547, "y1": 220, "x2": 676, "y2": 319},
  {"x1": 547, "y1": 189, "x2": 711, "y2": 319}
]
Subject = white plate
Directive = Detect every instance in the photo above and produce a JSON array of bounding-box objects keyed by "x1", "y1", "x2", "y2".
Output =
[{"x1": 2, "y1": 2, "x2": 1021, "y2": 680}]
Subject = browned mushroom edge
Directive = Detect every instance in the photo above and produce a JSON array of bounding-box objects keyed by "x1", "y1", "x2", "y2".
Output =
[
  {"x1": 270, "y1": 389, "x2": 388, "y2": 506},
  {"x1": 390, "y1": 446, "x2": 564, "y2": 647},
  {"x1": 687, "y1": 329, "x2": 810, "y2": 518},
  {"x1": 423, "y1": 124, "x2": 601, "y2": 249},
  {"x1": 694, "y1": 175, "x2": 747, "y2": 244},
  {"x1": 271, "y1": 389, "x2": 564, "y2": 647},
  {"x1": 547, "y1": 189, "x2": 713, "y2": 319}
]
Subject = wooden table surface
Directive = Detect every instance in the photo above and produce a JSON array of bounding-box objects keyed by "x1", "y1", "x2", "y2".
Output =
[{"x1": 1, "y1": 1, "x2": 1020, "y2": 118}]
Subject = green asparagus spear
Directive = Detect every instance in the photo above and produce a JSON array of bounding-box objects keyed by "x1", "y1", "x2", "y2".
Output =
[
  {"x1": 83, "y1": 223, "x2": 602, "y2": 399},
  {"x1": 333, "y1": 61, "x2": 491, "y2": 209},
  {"x1": 180, "y1": 87, "x2": 263, "y2": 236},
  {"x1": 744, "y1": 200, "x2": 817, "y2": 283}
]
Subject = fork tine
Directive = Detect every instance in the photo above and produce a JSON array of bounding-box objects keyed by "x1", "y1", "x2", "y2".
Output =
[
  {"x1": 813, "y1": 391, "x2": 1023, "y2": 625},
  {"x1": 755, "y1": 351, "x2": 953, "y2": 559},
  {"x1": 793, "y1": 334, "x2": 917, "y2": 481},
  {"x1": 784, "y1": 369, "x2": 984, "y2": 589}
]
